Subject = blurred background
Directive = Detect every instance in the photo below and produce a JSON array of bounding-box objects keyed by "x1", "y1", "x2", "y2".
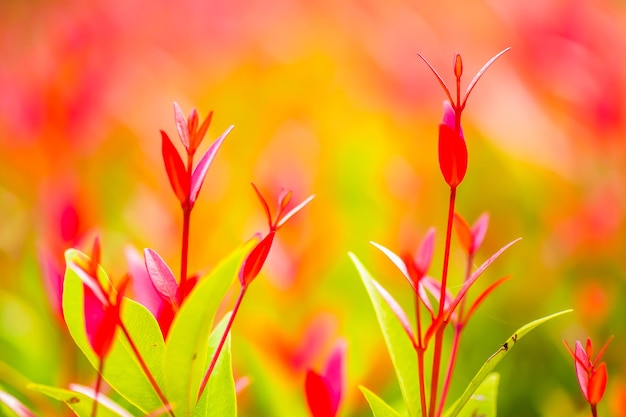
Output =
[{"x1": 1, "y1": 0, "x2": 625, "y2": 416}]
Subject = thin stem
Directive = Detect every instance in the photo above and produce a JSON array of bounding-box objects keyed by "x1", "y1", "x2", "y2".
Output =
[
  {"x1": 91, "y1": 359, "x2": 104, "y2": 417},
  {"x1": 437, "y1": 326, "x2": 461, "y2": 417},
  {"x1": 180, "y1": 207, "x2": 191, "y2": 301},
  {"x1": 120, "y1": 323, "x2": 174, "y2": 417},
  {"x1": 591, "y1": 404, "x2": 598, "y2": 417},
  {"x1": 429, "y1": 187, "x2": 457, "y2": 417},
  {"x1": 437, "y1": 253, "x2": 474, "y2": 416},
  {"x1": 197, "y1": 285, "x2": 248, "y2": 402},
  {"x1": 180, "y1": 152, "x2": 194, "y2": 302},
  {"x1": 415, "y1": 291, "x2": 428, "y2": 416}
]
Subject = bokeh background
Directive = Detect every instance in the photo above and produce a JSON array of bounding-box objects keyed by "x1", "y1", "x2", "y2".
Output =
[{"x1": 1, "y1": 0, "x2": 625, "y2": 416}]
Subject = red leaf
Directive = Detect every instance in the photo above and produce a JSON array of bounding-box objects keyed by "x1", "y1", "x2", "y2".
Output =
[
  {"x1": 187, "y1": 109, "x2": 199, "y2": 142},
  {"x1": 189, "y1": 125, "x2": 233, "y2": 206},
  {"x1": 588, "y1": 362, "x2": 608, "y2": 405},
  {"x1": 438, "y1": 123, "x2": 467, "y2": 188},
  {"x1": 173, "y1": 102, "x2": 190, "y2": 150},
  {"x1": 305, "y1": 370, "x2": 335, "y2": 417},
  {"x1": 239, "y1": 232, "x2": 274, "y2": 287},
  {"x1": 84, "y1": 286, "x2": 119, "y2": 359},
  {"x1": 144, "y1": 248, "x2": 179, "y2": 308},
  {"x1": 161, "y1": 130, "x2": 189, "y2": 205},
  {"x1": 372, "y1": 279, "x2": 417, "y2": 350},
  {"x1": 191, "y1": 110, "x2": 213, "y2": 154}
]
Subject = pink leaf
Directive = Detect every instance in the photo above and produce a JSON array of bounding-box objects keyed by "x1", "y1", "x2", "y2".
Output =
[
  {"x1": 144, "y1": 248, "x2": 179, "y2": 308},
  {"x1": 276, "y1": 194, "x2": 315, "y2": 229},
  {"x1": 416, "y1": 52, "x2": 454, "y2": 105},
  {"x1": 0, "y1": 389, "x2": 37, "y2": 417},
  {"x1": 372, "y1": 279, "x2": 417, "y2": 350},
  {"x1": 574, "y1": 341, "x2": 590, "y2": 400},
  {"x1": 68, "y1": 384, "x2": 133, "y2": 417},
  {"x1": 189, "y1": 125, "x2": 233, "y2": 206},
  {"x1": 323, "y1": 339, "x2": 347, "y2": 414},
  {"x1": 173, "y1": 102, "x2": 190, "y2": 150},
  {"x1": 416, "y1": 228, "x2": 435, "y2": 276},
  {"x1": 471, "y1": 213, "x2": 490, "y2": 255},
  {"x1": 125, "y1": 246, "x2": 162, "y2": 318},
  {"x1": 462, "y1": 48, "x2": 510, "y2": 108},
  {"x1": 370, "y1": 241, "x2": 414, "y2": 291}
]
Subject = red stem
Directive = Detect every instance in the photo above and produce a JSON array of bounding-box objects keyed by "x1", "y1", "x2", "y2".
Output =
[
  {"x1": 591, "y1": 404, "x2": 598, "y2": 417},
  {"x1": 120, "y1": 323, "x2": 175, "y2": 417},
  {"x1": 197, "y1": 285, "x2": 248, "y2": 402},
  {"x1": 429, "y1": 187, "x2": 456, "y2": 417},
  {"x1": 415, "y1": 292, "x2": 428, "y2": 416},
  {"x1": 180, "y1": 208, "x2": 191, "y2": 301},
  {"x1": 91, "y1": 359, "x2": 104, "y2": 417},
  {"x1": 180, "y1": 152, "x2": 194, "y2": 302}
]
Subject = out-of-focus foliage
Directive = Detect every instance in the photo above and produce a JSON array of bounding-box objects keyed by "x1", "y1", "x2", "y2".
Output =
[{"x1": 0, "y1": 0, "x2": 625, "y2": 416}]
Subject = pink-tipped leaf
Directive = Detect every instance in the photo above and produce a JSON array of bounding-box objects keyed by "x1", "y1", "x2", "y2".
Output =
[
  {"x1": 0, "y1": 389, "x2": 37, "y2": 417},
  {"x1": 189, "y1": 125, "x2": 233, "y2": 206},
  {"x1": 251, "y1": 183, "x2": 273, "y2": 229},
  {"x1": 372, "y1": 280, "x2": 417, "y2": 350},
  {"x1": 462, "y1": 48, "x2": 510, "y2": 108},
  {"x1": 173, "y1": 102, "x2": 190, "y2": 150},
  {"x1": 462, "y1": 275, "x2": 510, "y2": 324},
  {"x1": 415, "y1": 228, "x2": 435, "y2": 277},
  {"x1": 276, "y1": 194, "x2": 315, "y2": 229},
  {"x1": 416, "y1": 52, "x2": 454, "y2": 105},
  {"x1": 144, "y1": 248, "x2": 179, "y2": 308}
]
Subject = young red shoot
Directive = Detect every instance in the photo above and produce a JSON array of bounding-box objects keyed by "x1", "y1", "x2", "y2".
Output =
[
  {"x1": 305, "y1": 339, "x2": 347, "y2": 417},
  {"x1": 564, "y1": 336, "x2": 613, "y2": 416},
  {"x1": 161, "y1": 103, "x2": 234, "y2": 302},
  {"x1": 414, "y1": 49, "x2": 508, "y2": 417},
  {"x1": 197, "y1": 185, "x2": 314, "y2": 402}
]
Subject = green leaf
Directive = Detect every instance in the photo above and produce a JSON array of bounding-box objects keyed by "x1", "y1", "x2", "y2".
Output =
[
  {"x1": 359, "y1": 386, "x2": 403, "y2": 417},
  {"x1": 195, "y1": 313, "x2": 236, "y2": 417},
  {"x1": 164, "y1": 241, "x2": 254, "y2": 417},
  {"x1": 455, "y1": 373, "x2": 499, "y2": 417},
  {"x1": 444, "y1": 309, "x2": 572, "y2": 417},
  {"x1": 30, "y1": 384, "x2": 130, "y2": 417},
  {"x1": 62, "y1": 250, "x2": 166, "y2": 414},
  {"x1": 350, "y1": 253, "x2": 420, "y2": 417}
]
